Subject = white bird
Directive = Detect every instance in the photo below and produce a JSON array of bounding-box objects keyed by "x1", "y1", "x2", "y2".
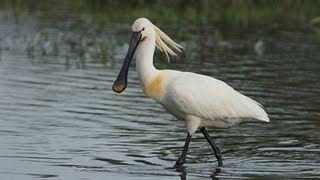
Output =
[{"x1": 113, "y1": 18, "x2": 269, "y2": 167}]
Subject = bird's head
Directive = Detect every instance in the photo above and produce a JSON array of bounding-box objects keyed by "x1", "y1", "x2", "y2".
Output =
[
  {"x1": 131, "y1": 18, "x2": 154, "y2": 44},
  {"x1": 112, "y1": 18, "x2": 183, "y2": 93}
]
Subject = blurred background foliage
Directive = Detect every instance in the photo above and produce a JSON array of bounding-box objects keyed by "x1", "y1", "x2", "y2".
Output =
[{"x1": 0, "y1": 0, "x2": 319, "y2": 68}]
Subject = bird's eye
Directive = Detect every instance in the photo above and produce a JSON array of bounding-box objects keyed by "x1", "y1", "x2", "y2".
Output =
[{"x1": 142, "y1": 27, "x2": 145, "y2": 31}]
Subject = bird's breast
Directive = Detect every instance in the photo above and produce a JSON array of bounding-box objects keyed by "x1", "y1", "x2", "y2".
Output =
[{"x1": 144, "y1": 72, "x2": 164, "y2": 98}]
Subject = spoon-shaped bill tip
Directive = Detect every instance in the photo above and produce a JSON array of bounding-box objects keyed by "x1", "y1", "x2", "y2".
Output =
[{"x1": 113, "y1": 84, "x2": 126, "y2": 93}]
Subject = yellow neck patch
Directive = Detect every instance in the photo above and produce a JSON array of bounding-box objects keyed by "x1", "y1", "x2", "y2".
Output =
[{"x1": 144, "y1": 72, "x2": 163, "y2": 97}]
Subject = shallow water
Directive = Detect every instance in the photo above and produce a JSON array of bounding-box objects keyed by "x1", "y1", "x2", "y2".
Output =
[{"x1": 1, "y1": 5, "x2": 320, "y2": 180}]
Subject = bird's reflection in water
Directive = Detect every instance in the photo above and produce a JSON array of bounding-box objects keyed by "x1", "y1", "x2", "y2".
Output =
[
  {"x1": 174, "y1": 166, "x2": 186, "y2": 180},
  {"x1": 174, "y1": 166, "x2": 222, "y2": 180}
]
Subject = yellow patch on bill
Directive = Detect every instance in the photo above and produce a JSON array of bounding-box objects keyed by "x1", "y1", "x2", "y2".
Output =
[
  {"x1": 113, "y1": 84, "x2": 125, "y2": 93},
  {"x1": 144, "y1": 73, "x2": 163, "y2": 97}
]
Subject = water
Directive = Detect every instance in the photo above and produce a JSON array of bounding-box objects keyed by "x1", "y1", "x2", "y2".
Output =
[{"x1": 1, "y1": 4, "x2": 320, "y2": 180}]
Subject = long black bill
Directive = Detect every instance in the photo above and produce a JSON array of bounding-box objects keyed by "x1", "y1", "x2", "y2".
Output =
[{"x1": 112, "y1": 31, "x2": 142, "y2": 93}]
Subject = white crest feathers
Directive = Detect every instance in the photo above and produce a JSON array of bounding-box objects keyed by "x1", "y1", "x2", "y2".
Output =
[{"x1": 153, "y1": 25, "x2": 183, "y2": 62}]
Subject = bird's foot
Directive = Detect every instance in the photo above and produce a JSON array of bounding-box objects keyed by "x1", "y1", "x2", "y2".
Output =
[
  {"x1": 174, "y1": 157, "x2": 186, "y2": 168},
  {"x1": 211, "y1": 167, "x2": 222, "y2": 178}
]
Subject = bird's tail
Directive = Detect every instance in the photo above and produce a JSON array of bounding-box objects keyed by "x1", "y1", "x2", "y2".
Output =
[{"x1": 246, "y1": 97, "x2": 269, "y2": 122}]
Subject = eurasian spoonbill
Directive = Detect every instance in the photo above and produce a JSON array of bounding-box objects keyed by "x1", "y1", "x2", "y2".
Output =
[{"x1": 112, "y1": 18, "x2": 269, "y2": 167}]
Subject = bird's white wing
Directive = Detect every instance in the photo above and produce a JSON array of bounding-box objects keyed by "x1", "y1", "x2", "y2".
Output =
[{"x1": 163, "y1": 72, "x2": 269, "y2": 127}]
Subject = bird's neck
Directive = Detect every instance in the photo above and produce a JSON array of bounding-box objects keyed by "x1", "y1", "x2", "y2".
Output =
[{"x1": 136, "y1": 41, "x2": 159, "y2": 88}]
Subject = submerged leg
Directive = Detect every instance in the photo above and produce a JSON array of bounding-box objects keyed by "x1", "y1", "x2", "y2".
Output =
[
  {"x1": 200, "y1": 127, "x2": 223, "y2": 167},
  {"x1": 174, "y1": 133, "x2": 192, "y2": 167}
]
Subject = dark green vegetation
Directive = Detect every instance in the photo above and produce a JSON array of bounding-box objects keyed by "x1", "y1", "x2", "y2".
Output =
[{"x1": 1, "y1": 0, "x2": 320, "y2": 28}]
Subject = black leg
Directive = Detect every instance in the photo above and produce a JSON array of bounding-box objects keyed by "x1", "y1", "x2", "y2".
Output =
[
  {"x1": 174, "y1": 133, "x2": 192, "y2": 167},
  {"x1": 200, "y1": 127, "x2": 223, "y2": 167}
]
